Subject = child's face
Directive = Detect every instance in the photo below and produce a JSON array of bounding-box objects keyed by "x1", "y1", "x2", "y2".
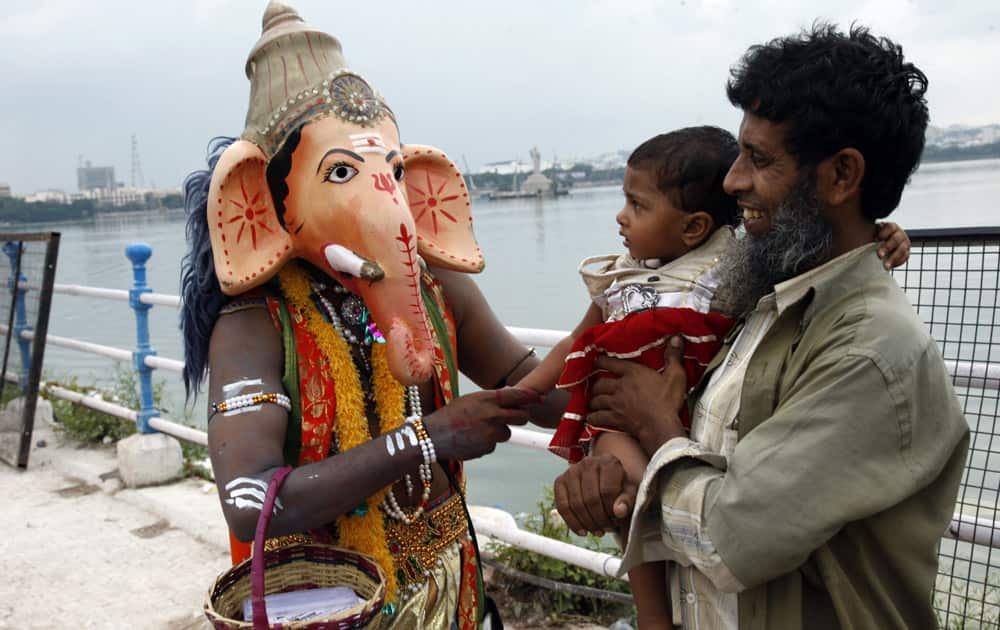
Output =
[{"x1": 616, "y1": 165, "x2": 691, "y2": 262}]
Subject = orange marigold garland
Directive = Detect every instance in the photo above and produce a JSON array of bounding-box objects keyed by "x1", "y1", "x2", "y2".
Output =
[{"x1": 278, "y1": 263, "x2": 404, "y2": 602}]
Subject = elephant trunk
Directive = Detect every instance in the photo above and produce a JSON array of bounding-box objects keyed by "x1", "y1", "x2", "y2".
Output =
[
  {"x1": 384, "y1": 316, "x2": 436, "y2": 386},
  {"x1": 329, "y1": 222, "x2": 436, "y2": 387}
]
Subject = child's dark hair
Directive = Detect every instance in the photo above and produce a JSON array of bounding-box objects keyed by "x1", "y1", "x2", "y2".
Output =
[{"x1": 627, "y1": 126, "x2": 740, "y2": 229}]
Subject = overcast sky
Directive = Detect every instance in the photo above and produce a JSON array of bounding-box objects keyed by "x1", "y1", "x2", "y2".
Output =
[{"x1": 1, "y1": 0, "x2": 998, "y2": 194}]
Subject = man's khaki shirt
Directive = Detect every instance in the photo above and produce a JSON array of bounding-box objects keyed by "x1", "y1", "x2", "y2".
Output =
[{"x1": 621, "y1": 244, "x2": 970, "y2": 629}]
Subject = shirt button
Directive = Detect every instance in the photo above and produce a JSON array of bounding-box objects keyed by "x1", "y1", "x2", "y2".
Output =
[{"x1": 686, "y1": 592, "x2": 697, "y2": 604}]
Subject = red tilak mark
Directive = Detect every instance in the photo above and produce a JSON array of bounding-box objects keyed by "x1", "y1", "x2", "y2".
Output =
[
  {"x1": 367, "y1": 138, "x2": 376, "y2": 145},
  {"x1": 373, "y1": 173, "x2": 398, "y2": 204}
]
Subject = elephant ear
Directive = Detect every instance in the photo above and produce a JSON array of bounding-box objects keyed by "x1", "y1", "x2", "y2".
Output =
[
  {"x1": 207, "y1": 140, "x2": 295, "y2": 295},
  {"x1": 402, "y1": 145, "x2": 485, "y2": 273}
]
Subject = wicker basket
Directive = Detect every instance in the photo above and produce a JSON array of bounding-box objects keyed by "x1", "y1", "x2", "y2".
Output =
[{"x1": 204, "y1": 467, "x2": 387, "y2": 630}]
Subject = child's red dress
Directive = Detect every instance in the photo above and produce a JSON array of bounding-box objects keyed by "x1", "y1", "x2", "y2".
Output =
[{"x1": 548, "y1": 228, "x2": 736, "y2": 463}]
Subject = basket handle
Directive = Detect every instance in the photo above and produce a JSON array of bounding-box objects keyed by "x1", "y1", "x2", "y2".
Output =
[{"x1": 250, "y1": 465, "x2": 293, "y2": 630}]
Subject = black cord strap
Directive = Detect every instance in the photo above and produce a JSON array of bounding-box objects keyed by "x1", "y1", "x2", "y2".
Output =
[{"x1": 492, "y1": 346, "x2": 536, "y2": 389}]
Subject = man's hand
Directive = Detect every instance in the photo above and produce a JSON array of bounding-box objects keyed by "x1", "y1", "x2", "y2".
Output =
[
  {"x1": 588, "y1": 336, "x2": 688, "y2": 457},
  {"x1": 554, "y1": 454, "x2": 637, "y2": 536},
  {"x1": 423, "y1": 387, "x2": 539, "y2": 461}
]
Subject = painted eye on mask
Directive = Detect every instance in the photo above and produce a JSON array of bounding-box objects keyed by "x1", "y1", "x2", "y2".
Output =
[
  {"x1": 325, "y1": 163, "x2": 358, "y2": 184},
  {"x1": 393, "y1": 164, "x2": 405, "y2": 182}
]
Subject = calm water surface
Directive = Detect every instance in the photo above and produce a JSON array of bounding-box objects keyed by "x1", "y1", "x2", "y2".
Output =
[{"x1": 22, "y1": 157, "x2": 1000, "y2": 513}]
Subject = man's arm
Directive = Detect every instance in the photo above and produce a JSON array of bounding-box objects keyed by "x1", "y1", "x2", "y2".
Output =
[{"x1": 622, "y1": 344, "x2": 966, "y2": 590}]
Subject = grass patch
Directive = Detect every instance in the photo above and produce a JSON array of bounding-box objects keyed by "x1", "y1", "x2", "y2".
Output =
[
  {"x1": 488, "y1": 487, "x2": 635, "y2": 627},
  {"x1": 43, "y1": 365, "x2": 209, "y2": 479}
]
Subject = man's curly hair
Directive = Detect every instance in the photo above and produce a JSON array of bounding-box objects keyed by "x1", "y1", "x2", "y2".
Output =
[{"x1": 727, "y1": 23, "x2": 929, "y2": 220}]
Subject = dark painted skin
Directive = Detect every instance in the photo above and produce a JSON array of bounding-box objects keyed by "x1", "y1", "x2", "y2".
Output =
[{"x1": 208, "y1": 266, "x2": 565, "y2": 542}]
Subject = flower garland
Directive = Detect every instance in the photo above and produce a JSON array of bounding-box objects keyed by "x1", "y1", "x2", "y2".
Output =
[{"x1": 278, "y1": 263, "x2": 405, "y2": 603}]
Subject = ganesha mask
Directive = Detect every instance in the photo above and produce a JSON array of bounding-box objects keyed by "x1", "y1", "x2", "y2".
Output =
[{"x1": 207, "y1": 1, "x2": 483, "y2": 385}]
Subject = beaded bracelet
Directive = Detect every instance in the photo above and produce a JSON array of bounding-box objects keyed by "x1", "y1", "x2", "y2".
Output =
[
  {"x1": 382, "y1": 414, "x2": 438, "y2": 524},
  {"x1": 407, "y1": 415, "x2": 438, "y2": 467},
  {"x1": 209, "y1": 392, "x2": 291, "y2": 420}
]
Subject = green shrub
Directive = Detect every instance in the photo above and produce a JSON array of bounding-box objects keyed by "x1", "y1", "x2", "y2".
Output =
[
  {"x1": 488, "y1": 487, "x2": 635, "y2": 626},
  {"x1": 44, "y1": 365, "x2": 209, "y2": 479}
]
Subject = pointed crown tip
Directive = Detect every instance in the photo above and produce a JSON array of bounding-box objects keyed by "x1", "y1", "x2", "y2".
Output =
[{"x1": 261, "y1": 1, "x2": 303, "y2": 35}]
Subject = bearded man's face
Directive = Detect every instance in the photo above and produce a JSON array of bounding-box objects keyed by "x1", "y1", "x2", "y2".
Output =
[{"x1": 715, "y1": 112, "x2": 834, "y2": 316}]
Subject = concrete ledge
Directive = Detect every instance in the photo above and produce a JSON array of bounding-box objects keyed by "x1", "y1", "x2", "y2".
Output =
[{"x1": 117, "y1": 431, "x2": 183, "y2": 488}]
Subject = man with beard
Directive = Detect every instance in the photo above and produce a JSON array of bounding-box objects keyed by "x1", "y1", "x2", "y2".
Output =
[{"x1": 553, "y1": 24, "x2": 969, "y2": 629}]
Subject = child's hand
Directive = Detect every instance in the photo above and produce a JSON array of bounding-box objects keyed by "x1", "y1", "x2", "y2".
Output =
[{"x1": 875, "y1": 221, "x2": 911, "y2": 269}]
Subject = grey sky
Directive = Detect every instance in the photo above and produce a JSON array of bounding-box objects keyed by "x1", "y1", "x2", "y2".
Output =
[{"x1": 2, "y1": 0, "x2": 998, "y2": 194}]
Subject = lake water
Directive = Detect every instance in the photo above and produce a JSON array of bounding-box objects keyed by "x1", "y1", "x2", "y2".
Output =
[{"x1": 15, "y1": 157, "x2": 1000, "y2": 514}]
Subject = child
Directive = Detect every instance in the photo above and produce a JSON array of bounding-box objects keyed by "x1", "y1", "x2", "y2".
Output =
[{"x1": 519, "y1": 126, "x2": 910, "y2": 628}]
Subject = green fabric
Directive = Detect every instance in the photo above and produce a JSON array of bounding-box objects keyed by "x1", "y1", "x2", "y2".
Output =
[
  {"x1": 693, "y1": 251, "x2": 969, "y2": 629},
  {"x1": 421, "y1": 284, "x2": 460, "y2": 400},
  {"x1": 275, "y1": 299, "x2": 303, "y2": 466}
]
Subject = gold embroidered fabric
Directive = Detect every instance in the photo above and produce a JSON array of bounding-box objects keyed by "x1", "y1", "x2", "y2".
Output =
[{"x1": 385, "y1": 492, "x2": 467, "y2": 584}]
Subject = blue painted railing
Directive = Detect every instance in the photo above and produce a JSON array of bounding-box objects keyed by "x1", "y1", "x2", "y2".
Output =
[
  {"x1": 125, "y1": 243, "x2": 158, "y2": 434},
  {"x1": 3, "y1": 242, "x2": 31, "y2": 389}
]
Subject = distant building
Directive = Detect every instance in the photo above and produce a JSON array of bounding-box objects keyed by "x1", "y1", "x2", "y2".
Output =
[
  {"x1": 24, "y1": 190, "x2": 70, "y2": 204},
  {"x1": 0, "y1": 183, "x2": 10, "y2": 198},
  {"x1": 77, "y1": 161, "x2": 116, "y2": 192}
]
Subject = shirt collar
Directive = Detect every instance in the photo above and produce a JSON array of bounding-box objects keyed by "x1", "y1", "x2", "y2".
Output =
[{"x1": 756, "y1": 242, "x2": 880, "y2": 316}]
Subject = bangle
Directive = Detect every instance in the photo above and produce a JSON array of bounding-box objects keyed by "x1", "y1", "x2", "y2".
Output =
[
  {"x1": 209, "y1": 392, "x2": 291, "y2": 421},
  {"x1": 493, "y1": 346, "x2": 537, "y2": 389}
]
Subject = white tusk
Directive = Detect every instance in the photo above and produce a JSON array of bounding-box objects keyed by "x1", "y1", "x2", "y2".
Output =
[
  {"x1": 324, "y1": 244, "x2": 366, "y2": 277},
  {"x1": 323, "y1": 244, "x2": 385, "y2": 281}
]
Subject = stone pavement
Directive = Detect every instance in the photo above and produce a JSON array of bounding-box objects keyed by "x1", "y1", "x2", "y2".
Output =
[
  {"x1": 0, "y1": 417, "x2": 612, "y2": 630},
  {"x1": 0, "y1": 421, "x2": 229, "y2": 630}
]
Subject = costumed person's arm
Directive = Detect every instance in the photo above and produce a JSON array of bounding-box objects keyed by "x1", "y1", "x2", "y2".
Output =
[
  {"x1": 517, "y1": 303, "x2": 603, "y2": 395},
  {"x1": 207, "y1": 306, "x2": 537, "y2": 542},
  {"x1": 432, "y1": 266, "x2": 569, "y2": 429}
]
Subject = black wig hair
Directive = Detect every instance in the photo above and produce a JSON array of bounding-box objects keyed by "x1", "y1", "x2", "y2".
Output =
[
  {"x1": 726, "y1": 23, "x2": 929, "y2": 220},
  {"x1": 180, "y1": 128, "x2": 305, "y2": 399},
  {"x1": 627, "y1": 126, "x2": 741, "y2": 229},
  {"x1": 179, "y1": 136, "x2": 235, "y2": 398}
]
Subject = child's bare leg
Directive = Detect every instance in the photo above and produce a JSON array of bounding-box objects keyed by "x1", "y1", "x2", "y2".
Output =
[{"x1": 592, "y1": 432, "x2": 673, "y2": 628}]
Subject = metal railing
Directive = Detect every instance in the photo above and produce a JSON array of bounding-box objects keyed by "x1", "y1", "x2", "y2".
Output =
[
  {"x1": 897, "y1": 228, "x2": 1000, "y2": 627},
  {"x1": 2, "y1": 228, "x2": 998, "y2": 623}
]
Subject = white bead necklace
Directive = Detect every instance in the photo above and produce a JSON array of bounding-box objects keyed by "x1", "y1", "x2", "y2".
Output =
[{"x1": 311, "y1": 282, "x2": 435, "y2": 524}]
